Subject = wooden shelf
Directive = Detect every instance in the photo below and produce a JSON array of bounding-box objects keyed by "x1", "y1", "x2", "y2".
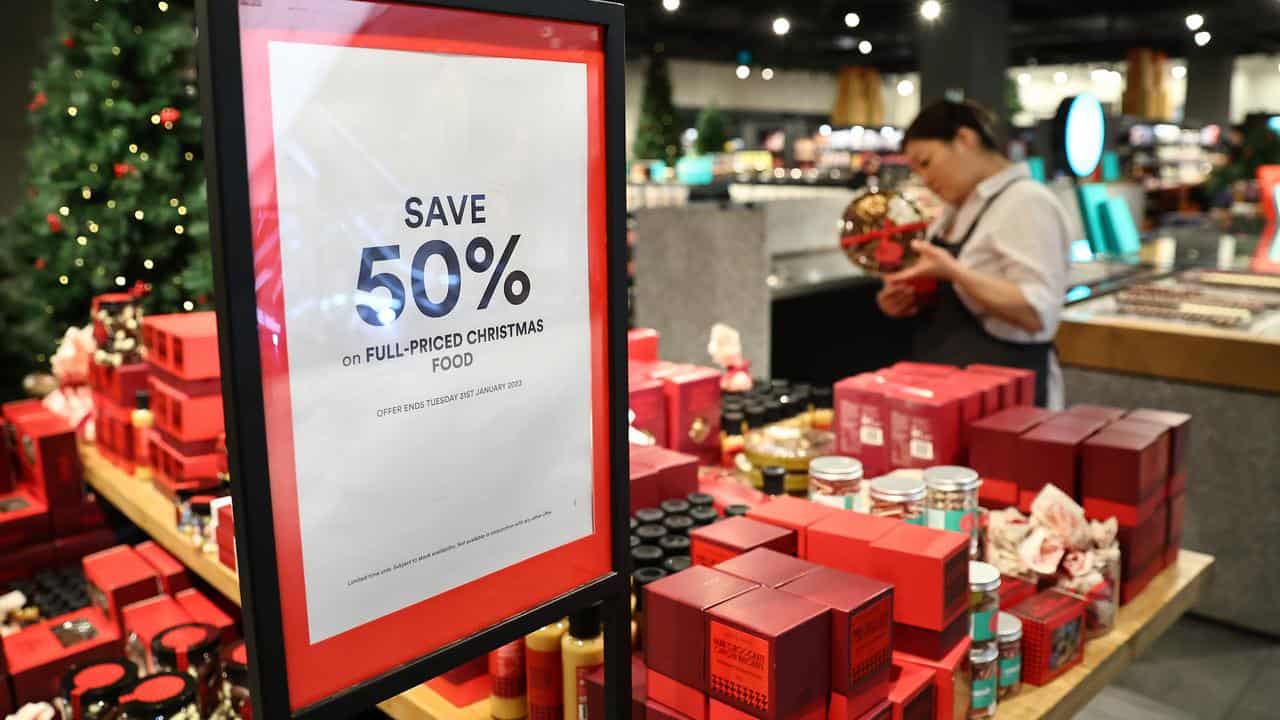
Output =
[{"x1": 82, "y1": 444, "x2": 1213, "y2": 720}]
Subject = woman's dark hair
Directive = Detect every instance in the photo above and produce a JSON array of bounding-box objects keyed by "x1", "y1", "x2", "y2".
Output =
[{"x1": 904, "y1": 100, "x2": 1004, "y2": 152}]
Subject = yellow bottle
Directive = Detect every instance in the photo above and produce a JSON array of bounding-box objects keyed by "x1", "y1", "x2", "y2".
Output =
[
  {"x1": 525, "y1": 620, "x2": 568, "y2": 720},
  {"x1": 131, "y1": 390, "x2": 154, "y2": 481},
  {"x1": 489, "y1": 638, "x2": 527, "y2": 720},
  {"x1": 561, "y1": 605, "x2": 604, "y2": 720}
]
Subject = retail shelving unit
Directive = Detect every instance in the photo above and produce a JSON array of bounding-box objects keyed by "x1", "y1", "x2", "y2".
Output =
[{"x1": 80, "y1": 444, "x2": 1213, "y2": 720}]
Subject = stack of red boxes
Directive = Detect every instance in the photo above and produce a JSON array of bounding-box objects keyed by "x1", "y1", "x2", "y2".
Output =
[
  {"x1": 142, "y1": 312, "x2": 227, "y2": 503},
  {"x1": 90, "y1": 292, "x2": 150, "y2": 474},
  {"x1": 627, "y1": 328, "x2": 724, "y2": 467},
  {"x1": 631, "y1": 444, "x2": 699, "y2": 513},
  {"x1": 1125, "y1": 409, "x2": 1191, "y2": 570},
  {"x1": 969, "y1": 406, "x2": 1057, "y2": 509}
]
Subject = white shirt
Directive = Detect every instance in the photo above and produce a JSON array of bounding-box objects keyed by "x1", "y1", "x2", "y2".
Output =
[{"x1": 928, "y1": 163, "x2": 1074, "y2": 408}]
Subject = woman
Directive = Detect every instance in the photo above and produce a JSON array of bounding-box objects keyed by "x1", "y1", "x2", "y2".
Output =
[{"x1": 877, "y1": 100, "x2": 1073, "y2": 407}]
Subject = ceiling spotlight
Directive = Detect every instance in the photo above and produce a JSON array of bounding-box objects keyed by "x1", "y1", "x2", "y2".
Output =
[
  {"x1": 773, "y1": 16, "x2": 791, "y2": 35},
  {"x1": 1090, "y1": 68, "x2": 1109, "y2": 83},
  {"x1": 736, "y1": 64, "x2": 751, "y2": 80},
  {"x1": 1185, "y1": 13, "x2": 1204, "y2": 31},
  {"x1": 1054, "y1": 71, "x2": 1068, "y2": 85},
  {"x1": 1017, "y1": 72, "x2": 1031, "y2": 86},
  {"x1": 1194, "y1": 31, "x2": 1211, "y2": 46},
  {"x1": 762, "y1": 68, "x2": 775, "y2": 80},
  {"x1": 858, "y1": 40, "x2": 872, "y2": 55},
  {"x1": 662, "y1": 0, "x2": 680, "y2": 11},
  {"x1": 819, "y1": 124, "x2": 833, "y2": 136},
  {"x1": 920, "y1": 1, "x2": 942, "y2": 21},
  {"x1": 897, "y1": 79, "x2": 915, "y2": 96},
  {"x1": 845, "y1": 12, "x2": 860, "y2": 28},
  {"x1": 1172, "y1": 65, "x2": 1187, "y2": 79}
]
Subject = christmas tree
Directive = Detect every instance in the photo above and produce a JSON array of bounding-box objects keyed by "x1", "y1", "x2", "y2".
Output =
[
  {"x1": 632, "y1": 49, "x2": 682, "y2": 166},
  {"x1": 695, "y1": 105, "x2": 728, "y2": 156},
  {"x1": 0, "y1": 0, "x2": 211, "y2": 397}
]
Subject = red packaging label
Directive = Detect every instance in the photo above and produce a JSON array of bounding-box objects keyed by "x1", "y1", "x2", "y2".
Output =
[
  {"x1": 709, "y1": 621, "x2": 771, "y2": 713},
  {"x1": 691, "y1": 538, "x2": 738, "y2": 567},
  {"x1": 849, "y1": 597, "x2": 892, "y2": 687},
  {"x1": 489, "y1": 639, "x2": 525, "y2": 699},
  {"x1": 575, "y1": 663, "x2": 602, "y2": 720},
  {"x1": 526, "y1": 647, "x2": 562, "y2": 719},
  {"x1": 891, "y1": 408, "x2": 937, "y2": 468},
  {"x1": 677, "y1": 381, "x2": 721, "y2": 451}
]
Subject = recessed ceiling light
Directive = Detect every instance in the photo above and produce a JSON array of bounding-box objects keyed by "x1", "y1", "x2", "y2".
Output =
[
  {"x1": 772, "y1": 16, "x2": 791, "y2": 36},
  {"x1": 1194, "y1": 31, "x2": 1211, "y2": 46},
  {"x1": 920, "y1": 1, "x2": 942, "y2": 21},
  {"x1": 736, "y1": 64, "x2": 751, "y2": 80},
  {"x1": 762, "y1": 68, "x2": 775, "y2": 80},
  {"x1": 1185, "y1": 13, "x2": 1204, "y2": 31},
  {"x1": 1054, "y1": 71, "x2": 1068, "y2": 85},
  {"x1": 1172, "y1": 65, "x2": 1187, "y2": 79},
  {"x1": 1017, "y1": 72, "x2": 1031, "y2": 85},
  {"x1": 858, "y1": 40, "x2": 872, "y2": 55},
  {"x1": 897, "y1": 79, "x2": 915, "y2": 96},
  {"x1": 845, "y1": 12, "x2": 860, "y2": 28},
  {"x1": 819, "y1": 124, "x2": 832, "y2": 136},
  {"x1": 662, "y1": 0, "x2": 680, "y2": 12}
]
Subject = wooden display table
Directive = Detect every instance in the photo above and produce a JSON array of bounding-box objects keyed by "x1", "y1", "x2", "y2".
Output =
[{"x1": 82, "y1": 445, "x2": 1213, "y2": 720}]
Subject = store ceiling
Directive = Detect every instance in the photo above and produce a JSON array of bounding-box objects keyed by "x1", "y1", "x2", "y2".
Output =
[{"x1": 621, "y1": 0, "x2": 1280, "y2": 72}]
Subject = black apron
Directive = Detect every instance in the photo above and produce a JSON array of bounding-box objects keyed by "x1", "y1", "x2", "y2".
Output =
[{"x1": 909, "y1": 177, "x2": 1053, "y2": 405}]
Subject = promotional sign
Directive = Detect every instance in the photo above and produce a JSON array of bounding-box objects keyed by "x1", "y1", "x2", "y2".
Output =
[{"x1": 198, "y1": 1, "x2": 629, "y2": 716}]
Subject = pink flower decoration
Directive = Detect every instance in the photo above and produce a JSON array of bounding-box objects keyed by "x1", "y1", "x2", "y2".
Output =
[{"x1": 1018, "y1": 526, "x2": 1066, "y2": 575}]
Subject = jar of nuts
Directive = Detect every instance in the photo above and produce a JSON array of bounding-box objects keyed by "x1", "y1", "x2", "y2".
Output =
[
  {"x1": 808, "y1": 456, "x2": 864, "y2": 511},
  {"x1": 969, "y1": 561, "x2": 1001, "y2": 650},
  {"x1": 997, "y1": 612, "x2": 1023, "y2": 699},
  {"x1": 924, "y1": 466, "x2": 982, "y2": 558},
  {"x1": 968, "y1": 643, "x2": 999, "y2": 719},
  {"x1": 868, "y1": 474, "x2": 926, "y2": 524}
]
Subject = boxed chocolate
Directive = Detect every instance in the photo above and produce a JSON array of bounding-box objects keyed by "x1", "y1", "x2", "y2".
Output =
[
  {"x1": 1081, "y1": 428, "x2": 1167, "y2": 506},
  {"x1": 82, "y1": 545, "x2": 162, "y2": 627},
  {"x1": 630, "y1": 375, "x2": 670, "y2": 449},
  {"x1": 142, "y1": 312, "x2": 220, "y2": 381},
  {"x1": 121, "y1": 594, "x2": 195, "y2": 673},
  {"x1": 149, "y1": 374, "x2": 225, "y2": 444},
  {"x1": 1009, "y1": 590, "x2": 1086, "y2": 686},
  {"x1": 134, "y1": 541, "x2": 193, "y2": 595},
  {"x1": 585, "y1": 655, "x2": 647, "y2": 720},
  {"x1": 998, "y1": 575, "x2": 1037, "y2": 611},
  {"x1": 960, "y1": 368, "x2": 1016, "y2": 409},
  {"x1": 892, "y1": 637, "x2": 971, "y2": 720},
  {"x1": 717, "y1": 548, "x2": 821, "y2": 589},
  {"x1": 869, "y1": 524, "x2": 968, "y2": 631},
  {"x1": 629, "y1": 449, "x2": 663, "y2": 513},
  {"x1": 1105, "y1": 419, "x2": 1171, "y2": 484},
  {"x1": 2, "y1": 606, "x2": 122, "y2": 704},
  {"x1": 891, "y1": 611, "x2": 966, "y2": 662},
  {"x1": 828, "y1": 697, "x2": 891, "y2": 720},
  {"x1": 887, "y1": 663, "x2": 934, "y2": 720},
  {"x1": 644, "y1": 565, "x2": 758, "y2": 717},
  {"x1": 1013, "y1": 421, "x2": 1099, "y2": 508},
  {"x1": 662, "y1": 366, "x2": 722, "y2": 465},
  {"x1": 834, "y1": 374, "x2": 891, "y2": 477},
  {"x1": 691, "y1": 517, "x2": 797, "y2": 567},
  {"x1": 953, "y1": 372, "x2": 1004, "y2": 417},
  {"x1": 11, "y1": 410, "x2": 83, "y2": 512},
  {"x1": 1110, "y1": 500, "x2": 1168, "y2": 576},
  {"x1": 747, "y1": 496, "x2": 839, "y2": 558},
  {"x1": 934, "y1": 378, "x2": 985, "y2": 451},
  {"x1": 781, "y1": 567, "x2": 893, "y2": 716},
  {"x1": 968, "y1": 407, "x2": 1056, "y2": 487},
  {"x1": 965, "y1": 365, "x2": 1035, "y2": 407},
  {"x1": 1126, "y1": 409, "x2": 1191, "y2": 478},
  {"x1": 1065, "y1": 404, "x2": 1126, "y2": 422},
  {"x1": 634, "y1": 444, "x2": 699, "y2": 506},
  {"x1": 886, "y1": 386, "x2": 960, "y2": 469},
  {"x1": 176, "y1": 589, "x2": 237, "y2": 643},
  {"x1": 0, "y1": 486, "x2": 50, "y2": 552},
  {"x1": 629, "y1": 328, "x2": 660, "y2": 363},
  {"x1": 706, "y1": 586, "x2": 831, "y2": 720},
  {"x1": 806, "y1": 512, "x2": 900, "y2": 577}
]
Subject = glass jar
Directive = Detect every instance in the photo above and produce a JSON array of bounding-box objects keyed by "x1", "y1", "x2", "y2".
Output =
[
  {"x1": 869, "y1": 474, "x2": 926, "y2": 524},
  {"x1": 117, "y1": 672, "x2": 198, "y2": 720},
  {"x1": 808, "y1": 456, "x2": 864, "y2": 511},
  {"x1": 969, "y1": 562, "x2": 1001, "y2": 650},
  {"x1": 151, "y1": 623, "x2": 222, "y2": 718},
  {"x1": 924, "y1": 466, "x2": 982, "y2": 558},
  {"x1": 968, "y1": 643, "x2": 999, "y2": 719},
  {"x1": 57, "y1": 659, "x2": 137, "y2": 720},
  {"x1": 997, "y1": 613, "x2": 1023, "y2": 699},
  {"x1": 221, "y1": 640, "x2": 252, "y2": 720}
]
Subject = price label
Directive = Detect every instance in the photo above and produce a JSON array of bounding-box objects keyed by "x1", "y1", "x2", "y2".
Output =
[{"x1": 267, "y1": 41, "x2": 595, "y2": 642}]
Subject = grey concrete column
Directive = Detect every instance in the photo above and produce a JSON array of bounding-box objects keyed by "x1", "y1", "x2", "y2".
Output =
[
  {"x1": 1184, "y1": 47, "x2": 1234, "y2": 128},
  {"x1": 917, "y1": 0, "x2": 1011, "y2": 119}
]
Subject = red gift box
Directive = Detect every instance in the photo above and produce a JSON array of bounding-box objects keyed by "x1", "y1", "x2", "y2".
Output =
[
  {"x1": 149, "y1": 431, "x2": 223, "y2": 499},
  {"x1": 629, "y1": 328, "x2": 660, "y2": 363},
  {"x1": 1126, "y1": 409, "x2": 1191, "y2": 477},
  {"x1": 1095, "y1": 500, "x2": 1167, "y2": 576},
  {"x1": 121, "y1": 594, "x2": 195, "y2": 673},
  {"x1": 94, "y1": 392, "x2": 136, "y2": 473},
  {"x1": 427, "y1": 656, "x2": 490, "y2": 706},
  {"x1": 868, "y1": 524, "x2": 968, "y2": 631},
  {"x1": 953, "y1": 372, "x2": 1004, "y2": 417},
  {"x1": 142, "y1": 312, "x2": 220, "y2": 382},
  {"x1": 968, "y1": 407, "x2": 1056, "y2": 487},
  {"x1": 83, "y1": 545, "x2": 162, "y2": 627},
  {"x1": 999, "y1": 575, "x2": 1037, "y2": 611},
  {"x1": 806, "y1": 512, "x2": 900, "y2": 577},
  {"x1": 88, "y1": 361, "x2": 151, "y2": 408},
  {"x1": 890, "y1": 363, "x2": 957, "y2": 378},
  {"x1": 890, "y1": 611, "x2": 966, "y2": 662},
  {"x1": 585, "y1": 655, "x2": 647, "y2": 720},
  {"x1": 717, "y1": 548, "x2": 820, "y2": 589},
  {"x1": 52, "y1": 528, "x2": 117, "y2": 566},
  {"x1": 629, "y1": 449, "x2": 663, "y2": 514},
  {"x1": 892, "y1": 637, "x2": 971, "y2": 720},
  {"x1": 644, "y1": 566, "x2": 758, "y2": 719},
  {"x1": 630, "y1": 376, "x2": 669, "y2": 449},
  {"x1": 691, "y1": 517, "x2": 797, "y2": 567},
  {"x1": 1168, "y1": 492, "x2": 1185, "y2": 551},
  {"x1": 1009, "y1": 590, "x2": 1086, "y2": 685},
  {"x1": 933, "y1": 379, "x2": 984, "y2": 453},
  {"x1": 1013, "y1": 421, "x2": 1099, "y2": 508},
  {"x1": 1121, "y1": 555, "x2": 1164, "y2": 605},
  {"x1": 2, "y1": 606, "x2": 122, "y2": 704},
  {"x1": 648, "y1": 670, "x2": 708, "y2": 720},
  {"x1": 641, "y1": 445, "x2": 699, "y2": 504},
  {"x1": 662, "y1": 366, "x2": 722, "y2": 465},
  {"x1": 51, "y1": 491, "x2": 108, "y2": 539},
  {"x1": 91, "y1": 292, "x2": 136, "y2": 345},
  {"x1": 175, "y1": 588, "x2": 237, "y2": 643},
  {"x1": 1106, "y1": 419, "x2": 1171, "y2": 483},
  {"x1": 834, "y1": 374, "x2": 891, "y2": 477},
  {"x1": 979, "y1": 477, "x2": 1017, "y2": 510},
  {"x1": 149, "y1": 374, "x2": 225, "y2": 444},
  {"x1": 711, "y1": 698, "x2": 827, "y2": 720},
  {"x1": 134, "y1": 541, "x2": 193, "y2": 595},
  {"x1": 0, "y1": 486, "x2": 50, "y2": 553},
  {"x1": 829, "y1": 696, "x2": 891, "y2": 720},
  {"x1": 780, "y1": 567, "x2": 893, "y2": 716},
  {"x1": 748, "y1": 496, "x2": 839, "y2": 559},
  {"x1": 886, "y1": 386, "x2": 960, "y2": 469},
  {"x1": 965, "y1": 365, "x2": 1034, "y2": 407},
  {"x1": 706, "y1": 586, "x2": 831, "y2": 720},
  {"x1": 11, "y1": 410, "x2": 83, "y2": 511},
  {"x1": 1081, "y1": 428, "x2": 1168, "y2": 506},
  {"x1": 887, "y1": 663, "x2": 934, "y2": 720},
  {"x1": 1065, "y1": 404, "x2": 1126, "y2": 422}
]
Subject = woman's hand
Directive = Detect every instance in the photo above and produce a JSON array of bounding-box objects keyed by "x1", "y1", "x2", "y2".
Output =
[
  {"x1": 884, "y1": 240, "x2": 961, "y2": 284},
  {"x1": 877, "y1": 281, "x2": 918, "y2": 318}
]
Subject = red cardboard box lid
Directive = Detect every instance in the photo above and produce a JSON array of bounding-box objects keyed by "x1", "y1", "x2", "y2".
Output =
[
  {"x1": 82, "y1": 545, "x2": 159, "y2": 595},
  {"x1": 692, "y1": 516, "x2": 797, "y2": 553},
  {"x1": 1011, "y1": 589, "x2": 1085, "y2": 625},
  {"x1": 888, "y1": 662, "x2": 933, "y2": 708},
  {"x1": 175, "y1": 589, "x2": 237, "y2": 639},
  {"x1": 3, "y1": 606, "x2": 121, "y2": 675},
  {"x1": 808, "y1": 511, "x2": 900, "y2": 549},
  {"x1": 779, "y1": 566, "x2": 893, "y2": 615},
  {"x1": 969, "y1": 406, "x2": 1056, "y2": 434},
  {"x1": 1039, "y1": 414, "x2": 1107, "y2": 435},
  {"x1": 1021, "y1": 421, "x2": 1098, "y2": 448},
  {"x1": 134, "y1": 541, "x2": 188, "y2": 584},
  {"x1": 748, "y1": 496, "x2": 839, "y2": 533},
  {"x1": 1066, "y1": 404, "x2": 1127, "y2": 422},
  {"x1": 870, "y1": 522, "x2": 967, "y2": 564},
  {"x1": 707, "y1": 584, "x2": 831, "y2": 649},
  {"x1": 121, "y1": 595, "x2": 194, "y2": 655},
  {"x1": 716, "y1": 548, "x2": 821, "y2": 589}
]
